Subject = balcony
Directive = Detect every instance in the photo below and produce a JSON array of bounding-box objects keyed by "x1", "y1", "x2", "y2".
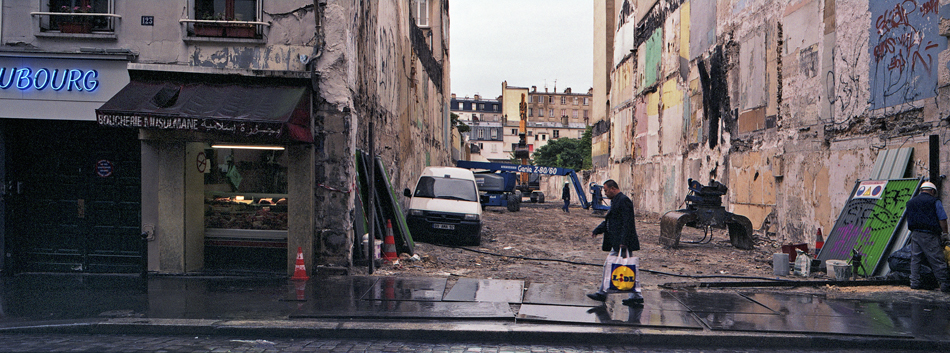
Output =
[
  {"x1": 180, "y1": 19, "x2": 270, "y2": 44},
  {"x1": 31, "y1": 12, "x2": 121, "y2": 39}
]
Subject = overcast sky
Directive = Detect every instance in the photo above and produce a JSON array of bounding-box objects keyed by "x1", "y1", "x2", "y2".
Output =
[{"x1": 449, "y1": 1, "x2": 594, "y2": 99}]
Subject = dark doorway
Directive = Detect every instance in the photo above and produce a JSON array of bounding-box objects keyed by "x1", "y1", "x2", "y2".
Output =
[{"x1": 4, "y1": 120, "x2": 141, "y2": 273}]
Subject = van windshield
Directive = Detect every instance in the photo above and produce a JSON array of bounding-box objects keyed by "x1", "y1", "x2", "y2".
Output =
[{"x1": 413, "y1": 176, "x2": 478, "y2": 202}]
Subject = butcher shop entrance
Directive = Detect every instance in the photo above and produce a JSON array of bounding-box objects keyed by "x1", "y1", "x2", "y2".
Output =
[{"x1": 201, "y1": 144, "x2": 288, "y2": 273}]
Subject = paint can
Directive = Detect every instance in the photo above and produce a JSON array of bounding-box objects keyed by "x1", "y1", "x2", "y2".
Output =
[
  {"x1": 773, "y1": 253, "x2": 790, "y2": 276},
  {"x1": 826, "y1": 260, "x2": 851, "y2": 280}
]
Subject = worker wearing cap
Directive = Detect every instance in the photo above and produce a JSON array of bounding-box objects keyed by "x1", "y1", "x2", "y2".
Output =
[
  {"x1": 905, "y1": 181, "x2": 950, "y2": 292},
  {"x1": 562, "y1": 181, "x2": 571, "y2": 213}
]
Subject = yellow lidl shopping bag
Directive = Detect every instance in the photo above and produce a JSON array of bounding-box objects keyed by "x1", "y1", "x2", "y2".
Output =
[{"x1": 602, "y1": 250, "x2": 641, "y2": 294}]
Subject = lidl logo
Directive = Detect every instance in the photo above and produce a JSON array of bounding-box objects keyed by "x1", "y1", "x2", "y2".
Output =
[{"x1": 610, "y1": 265, "x2": 637, "y2": 291}]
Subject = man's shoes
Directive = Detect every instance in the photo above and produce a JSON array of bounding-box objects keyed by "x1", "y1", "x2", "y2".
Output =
[
  {"x1": 586, "y1": 292, "x2": 607, "y2": 302},
  {"x1": 910, "y1": 283, "x2": 922, "y2": 290},
  {"x1": 622, "y1": 297, "x2": 644, "y2": 306}
]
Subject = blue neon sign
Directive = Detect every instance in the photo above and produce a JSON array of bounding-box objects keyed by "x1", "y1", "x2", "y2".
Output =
[{"x1": 0, "y1": 67, "x2": 99, "y2": 92}]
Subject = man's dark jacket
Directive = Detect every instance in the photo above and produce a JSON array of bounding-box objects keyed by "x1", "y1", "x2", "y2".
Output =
[
  {"x1": 562, "y1": 184, "x2": 571, "y2": 201},
  {"x1": 593, "y1": 192, "x2": 640, "y2": 252}
]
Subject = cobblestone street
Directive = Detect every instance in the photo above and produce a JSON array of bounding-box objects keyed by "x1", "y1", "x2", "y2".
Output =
[{"x1": 0, "y1": 333, "x2": 904, "y2": 353}]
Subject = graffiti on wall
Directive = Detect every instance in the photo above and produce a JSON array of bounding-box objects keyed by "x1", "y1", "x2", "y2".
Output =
[
  {"x1": 818, "y1": 179, "x2": 919, "y2": 276},
  {"x1": 869, "y1": 0, "x2": 946, "y2": 109}
]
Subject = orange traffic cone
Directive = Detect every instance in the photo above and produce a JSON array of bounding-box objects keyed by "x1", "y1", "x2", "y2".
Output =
[
  {"x1": 383, "y1": 220, "x2": 398, "y2": 261},
  {"x1": 291, "y1": 246, "x2": 309, "y2": 281},
  {"x1": 294, "y1": 279, "x2": 307, "y2": 302}
]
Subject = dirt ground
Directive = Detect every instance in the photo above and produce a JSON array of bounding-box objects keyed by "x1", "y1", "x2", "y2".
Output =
[{"x1": 355, "y1": 202, "x2": 946, "y2": 300}]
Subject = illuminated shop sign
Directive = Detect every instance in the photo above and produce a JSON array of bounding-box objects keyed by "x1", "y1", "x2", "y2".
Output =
[{"x1": 0, "y1": 67, "x2": 99, "y2": 92}]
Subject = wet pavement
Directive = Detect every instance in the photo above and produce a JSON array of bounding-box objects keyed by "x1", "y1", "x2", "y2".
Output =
[{"x1": 0, "y1": 273, "x2": 948, "y2": 350}]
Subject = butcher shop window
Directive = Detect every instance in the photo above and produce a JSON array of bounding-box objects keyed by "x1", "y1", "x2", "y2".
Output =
[{"x1": 204, "y1": 146, "x2": 288, "y2": 233}]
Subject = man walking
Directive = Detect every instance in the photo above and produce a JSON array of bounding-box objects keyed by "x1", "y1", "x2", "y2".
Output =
[
  {"x1": 562, "y1": 181, "x2": 571, "y2": 213},
  {"x1": 587, "y1": 179, "x2": 643, "y2": 306},
  {"x1": 905, "y1": 181, "x2": 950, "y2": 292}
]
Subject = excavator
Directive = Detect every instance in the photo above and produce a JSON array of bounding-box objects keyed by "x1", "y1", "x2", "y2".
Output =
[
  {"x1": 659, "y1": 178, "x2": 755, "y2": 250},
  {"x1": 512, "y1": 93, "x2": 544, "y2": 202}
]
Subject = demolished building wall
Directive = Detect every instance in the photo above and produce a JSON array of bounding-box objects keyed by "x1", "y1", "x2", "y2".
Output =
[
  {"x1": 595, "y1": 0, "x2": 947, "y2": 245},
  {"x1": 313, "y1": 0, "x2": 451, "y2": 267}
]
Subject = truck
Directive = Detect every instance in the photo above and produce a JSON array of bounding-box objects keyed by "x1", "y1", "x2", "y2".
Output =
[{"x1": 455, "y1": 160, "x2": 610, "y2": 213}]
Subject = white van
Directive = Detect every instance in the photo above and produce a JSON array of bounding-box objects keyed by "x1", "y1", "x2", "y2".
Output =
[{"x1": 403, "y1": 166, "x2": 482, "y2": 245}]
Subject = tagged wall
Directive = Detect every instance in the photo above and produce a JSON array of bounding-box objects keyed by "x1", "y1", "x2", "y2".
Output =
[{"x1": 594, "y1": 0, "x2": 950, "y2": 248}]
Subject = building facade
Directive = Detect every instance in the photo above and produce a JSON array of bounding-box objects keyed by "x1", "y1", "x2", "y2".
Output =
[
  {"x1": 0, "y1": 0, "x2": 449, "y2": 276},
  {"x1": 500, "y1": 81, "x2": 591, "y2": 162},
  {"x1": 594, "y1": 0, "x2": 950, "y2": 245},
  {"x1": 451, "y1": 94, "x2": 506, "y2": 162}
]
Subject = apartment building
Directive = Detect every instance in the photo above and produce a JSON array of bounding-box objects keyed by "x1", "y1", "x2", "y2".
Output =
[
  {"x1": 0, "y1": 0, "x2": 449, "y2": 276},
  {"x1": 500, "y1": 81, "x2": 591, "y2": 161}
]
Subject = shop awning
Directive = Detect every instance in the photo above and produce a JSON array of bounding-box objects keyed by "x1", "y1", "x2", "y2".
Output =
[{"x1": 96, "y1": 80, "x2": 312, "y2": 142}]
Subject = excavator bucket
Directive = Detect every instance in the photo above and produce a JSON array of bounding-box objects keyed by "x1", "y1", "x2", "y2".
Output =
[
  {"x1": 659, "y1": 210, "x2": 696, "y2": 248},
  {"x1": 659, "y1": 178, "x2": 755, "y2": 250},
  {"x1": 726, "y1": 213, "x2": 754, "y2": 250}
]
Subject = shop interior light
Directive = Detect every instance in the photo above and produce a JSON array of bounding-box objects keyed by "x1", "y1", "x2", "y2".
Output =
[{"x1": 211, "y1": 144, "x2": 285, "y2": 150}]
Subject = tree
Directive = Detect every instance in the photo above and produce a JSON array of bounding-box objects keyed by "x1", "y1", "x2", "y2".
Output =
[
  {"x1": 532, "y1": 126, "x2": 592, "y2": 171},
  {"x1": 451, "y1": 113, "x2": 470, "y2": 133}
]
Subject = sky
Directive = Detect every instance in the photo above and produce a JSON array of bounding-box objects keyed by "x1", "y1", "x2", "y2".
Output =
[{"x1": 449, "y1": 1, "x2": 594, "y2": 99}]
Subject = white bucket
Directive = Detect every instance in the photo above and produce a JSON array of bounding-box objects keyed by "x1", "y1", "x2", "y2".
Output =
[
  {"x1": 826, "y1": 260, "x2": 851, "y2": 280},
  {"x1": 773, "y1": 253, "x2": 790, "y2": 276}
]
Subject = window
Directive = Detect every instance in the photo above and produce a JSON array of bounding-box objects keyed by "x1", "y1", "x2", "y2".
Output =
[
  {"x1": 195, "y1": 0, "x2": 256, "y2": 20},
  {"x1": 528, "y1": 131, "x2": 533, "y2": 136},
  {"x1": 548, "y1": 96, "x2": 554, "y2": 104},
  {"x1": 490, "y1": 129, "x2": 497, "y2": 139},
  {"x1": 477, "y1": 129, "x2": 484, "y2": 139},
  {"x1": 493, "y1": 104, "x2": 499, "y2": 111},
  {"x1": 573, "y1": 109, "x2": 578, "y2": 118},
  {"x1": 560, "y1": 109, "x2": 566, "y2": 117},
  {"x1": 412, "y1": 0, "x2": 429, "y2": 27},
  {"x1": 539, "y1": 109, "x2": 544, "y2": 117},
  {"x1": 584, "y1": 97, "x2": 589, "y2": 106},
  {"x1": 534, "y1": 135, "x2": 538, "y2": 141},
  {"x1": 553, "y1": 130, "x2": 560, "y2": 138},
  {"x1": 479, "y1": 103, "x2": 485, "y2": 110},
  {"x1": 528, "y1": 108, "x2": 533, "y2": 117},
  {"x1": 204, "y1": 147, "x2": 288, "y2": 233},
  {"x1": 511, "y1": 129, "x2": 517, "y2": 135},
  {"x1": 543, "y1": 135, "x2": 547, "y2": 141},
  {"x1": 42, "y1": 0, "x2": 115, "y2": 33},
  {"x1": 561, "y1": 96, "x2": 566, "y2": 104},
  {"x1": 584, "y1": 110, "x2": 589, "y2": 118},
  {"x1": 548, "y1": 109, "x2": 553, "y2": 117},
  {"x1": 574, "y1": 97, "x2": 579, "y2": 105},
  {"x1": 191, "y1": 0, "x2": 261, "y2": 39}
]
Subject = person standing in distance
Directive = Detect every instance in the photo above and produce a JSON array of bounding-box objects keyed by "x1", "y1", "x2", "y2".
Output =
[
  {"x1": 905, "y1": 181, "x2": 950, "y2": 292},
  {"x1": 587, "y1": 179, "x2": 643, "y2": 306},
  {"x1": 562, "y1": 181, "x2": 571, "y2": 213}
]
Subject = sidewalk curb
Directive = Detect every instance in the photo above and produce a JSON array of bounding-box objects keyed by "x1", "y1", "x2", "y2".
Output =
[{"x1": 1, "y1": 318, "x2": 947, "y2": 351}]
